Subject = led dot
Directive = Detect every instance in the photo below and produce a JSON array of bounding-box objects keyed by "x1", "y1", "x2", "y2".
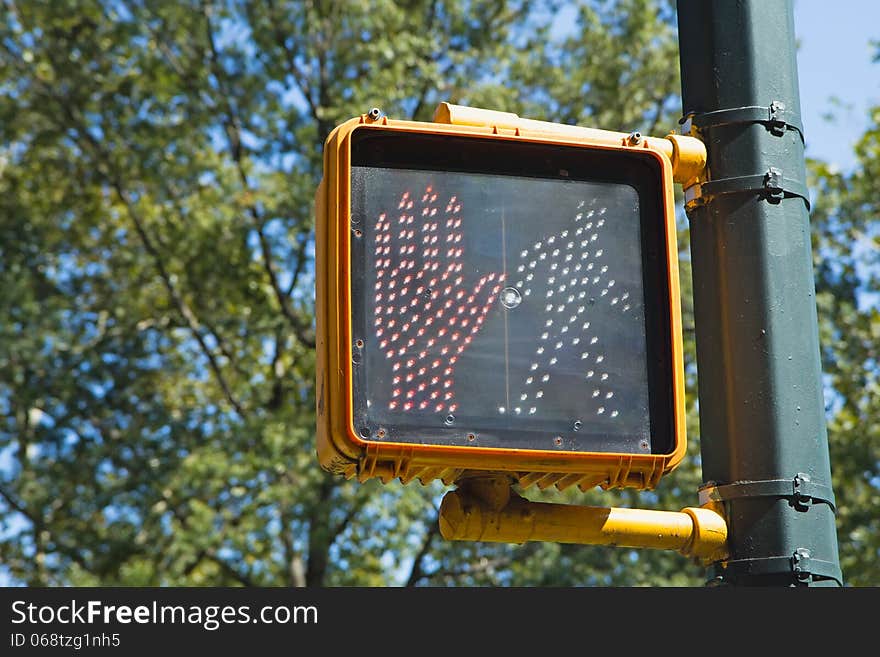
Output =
[
  {"x1": 552, "y1": 249, "x2": 560, "y2": 257},
  {"x1": 622, "y1": 292, "x2": 630, "y2": 300},
  {"x1": 608, "y1": 279, "x2": 615, "y2": 288},
  {"x1": 606, "y1": 392, "x2": 614, "y2": 399},
  {"x1": 536, "y1": 391, "x2": 544, "y2": 398},
  {"x1": 592, "y1": 389, "x2": 600, "y2": 398},
  {"x1": 600, "y1": 289, "x2": 608, "y2": 297},
  {"x1": 545, "y1": 304, "x2": 553, "y2": 312},
  {"x1": 520, "y1": 393, "x2": 528, "y2": 401},
  {"x1": 610, "y1": 410, "x2": 619, "y2": 418},
  {"x1": 536, "y1": 346, "x2": 544, "y2": 355},
  {"x1": 529, "y1": 407, "x2": 537, "y2": 415},
  {"x1": 555, "y1": 341, "x2": 563, "y2": 349},
  {"x1": 517, "y1": 265, "x2": 525, "y2": 273},
  {"x1": 601, "y1": 265, "x2": 608, "y2": 273},
  {"x1": 548, "y1": 236, "x2": 555, "y2": 244},
  {"x1": 560, "y1": 325, "x2": 569, "y2": 333},
  {"x1": 526, "y1": 273, "x2": 534, "y2": 282},
  {"x1": 550, "y1": 263, "x2": 558, "y2": 271},
  {"x1": 572, "y1": 337, "x2": 580, "y2": 344},
  {"x1": 623, "y1": 304, "x2": 631, "y2": 312},
  {"x1": 549, "y1": 357, "x2": 557, "y2": 365},
  {"x1": 548, "y1": 276, "x2": 556, "y2": 285},
  {"x1": 520, "y1": 250, "x2": 528, "y2": 257},
  {"x1": 590, "y1": 336, "x2": 598, "y2": 345},
  {"x1": 535, "y1": 241, "x2": 543, "y2": 249},
  {"x1": 596, "y1": 249, "x2": 604, "y2": 257},
  {"x1": 542, "y1": 374, "x2": 550, "y2": 382},
  {"x1": 526, "y1": 376, "x2": 534, "y2": 384},
  {"x1": 530, "y1": 363, "x2": 539, "y2": 371},
  {"x1": 529, "y1": 260, "x2": 536, "y2": 269},
  {"x1": 611, "y1": 297, "x2": 619, "y2": 305},
  {"x1": 541, "y1": 332, "x2": 549, "y2": 340},
  {"x1": 539, "y1": 253, "x2": 547, "y2": 260},
  {"x1": 587, "y1": 370, "x2": 594, "y2": 378},
  {"x1": 597, "y1": 407, "x2": 605, "y2": 415},
  {"x1": 561, "y1": 230, "x2": 569, "y2": 238},
  {"x1": 581, "y1": 353, "x2": 589, "y2": 359},
  {"x1": 499, "y1": 406, "x2": 506, "y2": 414},
  {"x1": 596, "y1": 355, "x2": 605, "y2": 363}
]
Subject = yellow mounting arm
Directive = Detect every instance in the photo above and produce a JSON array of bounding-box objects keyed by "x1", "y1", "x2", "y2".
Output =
[{"x1": 439, "y1": 476, "x2": 728, "y2": 564}]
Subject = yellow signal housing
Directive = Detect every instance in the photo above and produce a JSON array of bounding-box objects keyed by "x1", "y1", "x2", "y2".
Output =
[{"x1": 316, "y1": 104, "x2": 694, "y2": 493}]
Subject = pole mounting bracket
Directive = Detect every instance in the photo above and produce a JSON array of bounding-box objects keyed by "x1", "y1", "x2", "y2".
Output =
[
  {"x1": 680, "y1": 101, "x2": 804, "y2": 142},
  {"x1": 699, "y1": 473, "x2": 836, "y2": 513},
  {"x1": 684, "y1": 166, "x2": 810, "y2": 211},
  {"x1": 712, "y1": 548, "x2": 843, "y2": 586}
]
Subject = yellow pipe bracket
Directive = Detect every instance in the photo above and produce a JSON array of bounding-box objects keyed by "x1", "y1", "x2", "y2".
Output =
[{"x1": 439, "y1": 482, "x2": 728, "y2": 565}]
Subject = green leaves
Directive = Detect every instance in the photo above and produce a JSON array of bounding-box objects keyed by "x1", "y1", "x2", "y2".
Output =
[
  {"x1": 808, "y1": 110, "x2": 880, "y2": 587},
  {"x1": 4, "y1": 0, "x2": 871, "y2": 588}
]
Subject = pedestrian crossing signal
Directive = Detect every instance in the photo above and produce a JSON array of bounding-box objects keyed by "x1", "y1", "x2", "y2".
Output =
[{"x1": 315, "y1": 107, "x2": 686, "y2": 493}]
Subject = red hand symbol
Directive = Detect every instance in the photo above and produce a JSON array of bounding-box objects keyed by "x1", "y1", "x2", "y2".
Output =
[{"x1": 371, "y1": 185, "x2": 505, "y2": 414}]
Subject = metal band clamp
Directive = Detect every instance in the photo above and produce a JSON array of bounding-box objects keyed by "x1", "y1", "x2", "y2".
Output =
[
  {"x1": 681, "y1": 101, "x2": 804, "y2": 142},
  {"x1": 713, "y1": 548, "x2": 843, "y2": 586},
  {"x1": 699, "y1": 473, "x2": 836, "y2": 513},
  {"x1": 685, "y1": 166, "x2": 811, "y2": 210}
]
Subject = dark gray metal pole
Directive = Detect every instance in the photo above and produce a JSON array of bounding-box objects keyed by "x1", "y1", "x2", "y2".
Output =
[{"x1": 676, "y1": 0, "x2": 842, "y2": 586}]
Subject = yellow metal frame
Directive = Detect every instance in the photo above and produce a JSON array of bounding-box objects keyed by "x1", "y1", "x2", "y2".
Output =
[{"x1": 316, "y1": 103, "x2": 701, "y2": 492}]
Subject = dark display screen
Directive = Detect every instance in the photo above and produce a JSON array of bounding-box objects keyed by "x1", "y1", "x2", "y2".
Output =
[{"x1": 348, "y1": 131, "x2": 674, "y2": 455}]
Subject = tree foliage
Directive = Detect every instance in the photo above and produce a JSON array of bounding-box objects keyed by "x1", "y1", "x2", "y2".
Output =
[
  {"x1": 0, "y1": 0, "x2": 873, "y2": 587},
  {"x1": 808, "y1": 102, "x2": 880, "y2": 587}
]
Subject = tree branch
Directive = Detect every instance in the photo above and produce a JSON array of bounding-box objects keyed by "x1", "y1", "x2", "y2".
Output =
[
  {"x1": 206, "y1": 549, "x2": 257, "y2": 587},
  {"x1": 111, "y1": 181, "x2": 246, "y2": 417},
  {"x1": 0, "y1": 483, "x2": 93, "y2": 577},
  {"x1": 0, "y1": 42, "x2": 247, "y2": 418},
  {"x1": 405, "y1": 511, "x2": 440, "y2": 587},
  {"x1": 202, "y1": 2, "x2": 316, "y2": 349},
  {"x1": 330, "y1": 487, "x2": 371, "y2": 538}
]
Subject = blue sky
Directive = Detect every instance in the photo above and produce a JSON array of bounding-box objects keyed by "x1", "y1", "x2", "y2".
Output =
[{"x1": 795, "y1": 0, "x2": 878, "y2": 170}]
